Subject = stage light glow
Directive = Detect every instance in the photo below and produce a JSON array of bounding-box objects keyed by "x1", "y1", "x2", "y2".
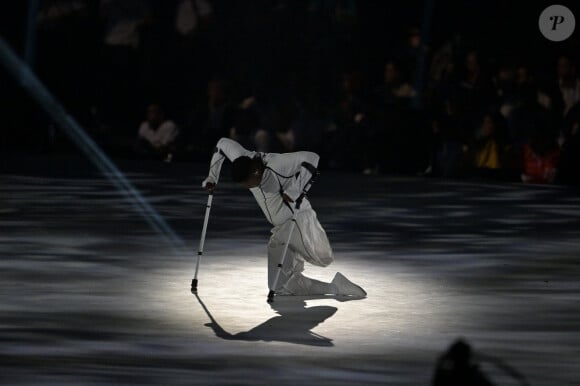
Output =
[{"x1": 0, "y1": 37, "x2": 186, "y2": 254}]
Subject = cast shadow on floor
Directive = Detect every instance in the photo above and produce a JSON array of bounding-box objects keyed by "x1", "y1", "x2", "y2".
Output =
[{"x1": 194, "y1": 293, "x2": 364, "y2": 347}]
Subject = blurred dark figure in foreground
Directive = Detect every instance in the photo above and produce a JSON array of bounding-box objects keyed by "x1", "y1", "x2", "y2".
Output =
[
  {"x1": 135, "y1": 103, "x2": 179, "y2": 161},
  {"x1": 433, "y1": 339, "x2": 494, "y2": 386},
  {"x1": 433, "y1": 338, "x2": 532, "y2": 386}
]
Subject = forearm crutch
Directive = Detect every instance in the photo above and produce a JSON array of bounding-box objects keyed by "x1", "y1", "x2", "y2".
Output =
[
  {"x1": 267, "y1": 216, "x2": 297, "y2": 303},
  {"x1": 267, "y1": 165, "x2": 319, "y2": 303},
  {"x1": 191, "y1": 191, "x2": 213, "y2": 294}
]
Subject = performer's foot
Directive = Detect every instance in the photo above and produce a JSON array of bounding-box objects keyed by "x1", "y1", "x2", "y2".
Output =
[{"x1": 331, "y1": 272, "x2": 367, "y2": 297}]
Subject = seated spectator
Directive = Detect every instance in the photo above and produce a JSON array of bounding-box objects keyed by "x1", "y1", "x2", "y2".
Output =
[
  {"x1": 182, "y1": 78, "x2": 235, "y2": 159},
  {"x1": 501, "y1": 64, "x2": 538, "y2": 129},
  {"x1": 230, "y1": 96, "x2": 269, "y2": 153},
  {"x1": 493, "y1": 61, "x2": 517, "y2": 118},
  {"x1": 98, "y1": 0, "x2": 152, "y2": 127},
  {"x1": 397, "y1": 26, "x2": 425, "y2": 86},
  {"x1": 377, "y1": 60, "x2": 417, "y2": 102},
  {"x1": 427, "y1": 95, "x2": 470, "y2": 178},
  {"x1": 521, "y1": 127, "x2": 560, "y2": 184},
  {"x1": 507, "y1": 64, "x2": 561, "y2": 146},
  {"x1": 559, "y1": 103, "x2": 580, "y2": 185},
  {"x1": 472, "y1": 113, "x2": 503, "y2": 171},
  {"x1": 465, "y1": 113, "x2": 510, "y2": 179},
  {"x1": 556, "y1": 55, "x2": 580, "y2": 117},
  {"x1": 374, "y1": 61, "x2": 419, "y2": 174},
  {"x1": 269, "y1": 102, "x2": 298, "y2": 153},
  {"x1": 325, "y1": 70, "x2": 371, "y2": 171},
  {"x1": 135, "y1": 103, "x2": 179, "y2": 160},
  {"x1": 457, "y1": 51, "x2": 496, "y2": 130}
]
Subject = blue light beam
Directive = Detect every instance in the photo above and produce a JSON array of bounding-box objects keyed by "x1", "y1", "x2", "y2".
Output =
[{"x1": 0, "y1": 36, "x2": 187, "y2": 253}]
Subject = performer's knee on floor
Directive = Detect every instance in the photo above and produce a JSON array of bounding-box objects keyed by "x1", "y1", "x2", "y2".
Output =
[
  {"x1": 321, "y1": 256, "x2": 333, "y2": 267},
  {"x1": 309, "y1": 253, "x2": 333, "y2": 267}
]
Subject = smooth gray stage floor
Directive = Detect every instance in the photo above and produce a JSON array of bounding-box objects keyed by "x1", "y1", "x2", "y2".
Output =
[{"x1": 1, "y1": 158, "x2": 579, "y2": 385}]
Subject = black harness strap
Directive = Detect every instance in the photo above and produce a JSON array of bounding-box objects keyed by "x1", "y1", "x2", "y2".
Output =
[{"x1": 263, "y1": 163, "x2": 319, "y2": 214}]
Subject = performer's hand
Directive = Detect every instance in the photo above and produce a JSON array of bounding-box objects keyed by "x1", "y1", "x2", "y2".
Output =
[
  {"x1": 202, "y1": 177, "x2": 216, "y2": 192},
  {"x1": 282, "y1": 193, "x2": 294, "y2": 203}
]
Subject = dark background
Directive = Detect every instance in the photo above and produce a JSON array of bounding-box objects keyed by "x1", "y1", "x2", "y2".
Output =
[{"x1": 1, "y1": 0, "x2": 579, "y2": 181}]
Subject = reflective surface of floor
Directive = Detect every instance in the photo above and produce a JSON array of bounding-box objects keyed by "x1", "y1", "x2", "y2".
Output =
[{"x1": 1, "y1": 159, "x2": 579, "y2": 384}]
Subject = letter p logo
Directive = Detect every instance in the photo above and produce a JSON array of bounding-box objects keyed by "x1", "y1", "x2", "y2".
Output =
[
  {"x1": 539, "y1": 5, "x2": 575, "y2": 41},
  {"x1": 550, "y1": 15, "x2": 566, "y2": 30}
]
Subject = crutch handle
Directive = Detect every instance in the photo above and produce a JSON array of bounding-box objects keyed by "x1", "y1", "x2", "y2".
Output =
[
  {"x1": 295, "y1": 168, "x2": 319, "y2": 210},
  {"x1": 301, "y1": 162, "x2": 318, "y2": 176}
]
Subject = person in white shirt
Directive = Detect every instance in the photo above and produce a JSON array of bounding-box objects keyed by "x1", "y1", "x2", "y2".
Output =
[
  {"x1": 202, "y1": 138, "x2": 366, "y2": 297},
  {"x1": 136, "y1": 103, "x2": 179, "y2": 159}
]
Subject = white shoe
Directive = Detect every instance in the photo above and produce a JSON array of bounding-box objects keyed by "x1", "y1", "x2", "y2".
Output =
[{"x1": 331, "y1": 272, "x2": 367, "y2": 297}]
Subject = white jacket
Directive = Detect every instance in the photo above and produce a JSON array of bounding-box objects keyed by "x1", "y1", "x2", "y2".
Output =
[
  {"x1": 203, "y1": 138, "x2": 319, "y2": 226},
  {"x1": 138, "y1": 120, "x2": 179, "y2": 148}
]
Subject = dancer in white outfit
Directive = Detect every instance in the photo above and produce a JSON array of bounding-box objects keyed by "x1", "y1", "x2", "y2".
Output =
[{"x1": 202, "y1": 138, "x2": 366, "y2": 297}]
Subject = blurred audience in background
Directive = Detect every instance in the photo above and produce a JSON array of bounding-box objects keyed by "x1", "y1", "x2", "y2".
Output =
[
  {"x1": 231, "y1": 96, "x2": 268, "y2": 152},
  {"x1": 559, "y1": 106, "x2": 580, "y2": 185},
  {"x1": 2, "y1": 0, "x2": 579, "y2": 186},
  {"x1": 181, "y1": 77, "x2": 235, "y2": 160},
  {"x1": 556, "y1": 55, "x2": 580, "y2": 117},
  {"x1": 373, "y1": 59, "x2": 421, "y2": 174},
  {"x1": 325, "y1": 69, "x2": 369, "y2": 170}
]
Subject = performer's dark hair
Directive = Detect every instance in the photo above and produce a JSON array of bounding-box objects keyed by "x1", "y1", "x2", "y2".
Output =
[{"x1": 232, "y1": 156, "x2": 260, "y2": 182}]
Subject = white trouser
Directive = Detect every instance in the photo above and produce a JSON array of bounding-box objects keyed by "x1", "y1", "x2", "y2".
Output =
[{"x1": 268, "y1": 209, "x2": 334, "y2": 295}]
